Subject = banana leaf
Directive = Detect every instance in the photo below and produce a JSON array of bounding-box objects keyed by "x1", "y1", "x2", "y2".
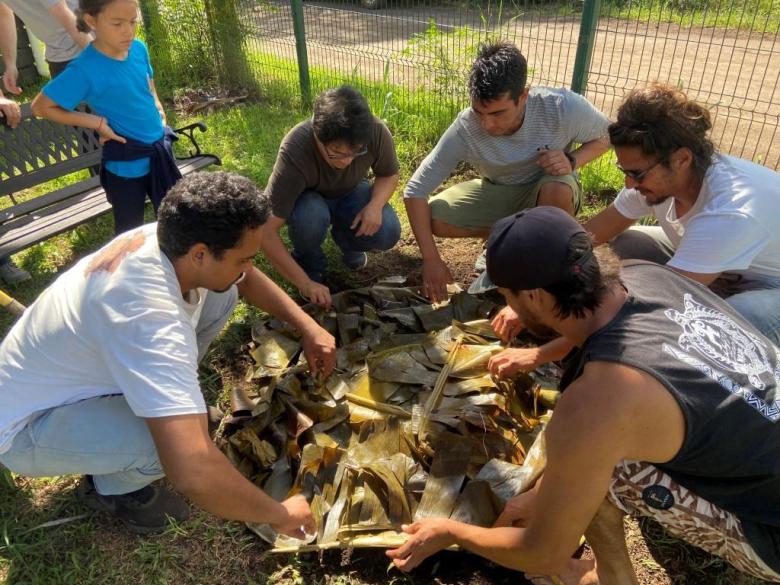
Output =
[{"x1": 414, "y1": 434, "x2": 472, "y2": 520}]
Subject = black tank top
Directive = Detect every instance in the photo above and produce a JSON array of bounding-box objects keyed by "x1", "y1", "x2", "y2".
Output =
[{"x1": 560, "y1": 261, "x2": 780, "y2": 571}]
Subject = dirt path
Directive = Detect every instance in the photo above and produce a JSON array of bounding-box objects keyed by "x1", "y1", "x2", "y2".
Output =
[{"x1": 242, "y1": 0, "x2": 780, "y2": 168}]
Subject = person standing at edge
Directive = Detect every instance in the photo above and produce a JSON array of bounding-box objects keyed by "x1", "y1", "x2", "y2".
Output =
[
  {"x1": 0, "y1": 0, "x2": 91, "y2": 285},
  {"x1": 404, "y1": 40, "x2": 610, "y2": 302},
  {"x1": 262, "y1": 85, "x2": 401, "y2": 309},
  {"x1": 32, "y1": 0, "x2": 181, "y2": 237}
]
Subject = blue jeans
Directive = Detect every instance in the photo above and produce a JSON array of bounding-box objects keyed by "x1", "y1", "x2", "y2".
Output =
[
  {"x1": 287, "y1": 181, "x2": 401, "y2": 282},
  {"x1": 0, "y1": 287, "x2": 238, "y2": 495},
  {"x1": 613, "y1": 226, "x2": 780, "y2": 345}
]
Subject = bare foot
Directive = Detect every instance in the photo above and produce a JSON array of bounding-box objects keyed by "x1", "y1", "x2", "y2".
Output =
[{"x1": 526, "y1": 558, "x2": 599, "y2": 585}]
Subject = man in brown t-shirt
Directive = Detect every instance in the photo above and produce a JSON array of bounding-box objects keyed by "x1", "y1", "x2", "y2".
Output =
[{"x1": 263, "y1": 86, "x2": 401, "y2": 308}]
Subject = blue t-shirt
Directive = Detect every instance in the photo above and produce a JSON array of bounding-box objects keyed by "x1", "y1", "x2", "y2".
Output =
[{"x1": 43, "y1": 39, "x2": 164, "y2": 178}]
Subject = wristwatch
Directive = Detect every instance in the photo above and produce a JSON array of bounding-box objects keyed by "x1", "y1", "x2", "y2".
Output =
[{"x1": 564, "y1": 151, "x2": 577, "y2": 171}]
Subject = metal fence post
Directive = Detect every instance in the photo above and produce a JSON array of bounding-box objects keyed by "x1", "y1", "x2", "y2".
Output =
[
  {"x1": 571, "y1": 0, "x2": 601, "y2": 95},
  {"x1": 290, "y1": 0, "x2": 311, "y2": 106}
]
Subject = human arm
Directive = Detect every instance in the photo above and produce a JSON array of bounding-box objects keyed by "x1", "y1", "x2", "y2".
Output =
[
  {"x1": 488, "y1": 337, "x2": 575, "y2": 377},
  {"x1": 0, "y1": 3, "x2": 20, "y2": 95},
  {"x1": 387, "y1": 362, "x2": 686, "y2": 573},
  {"x1": 30, "y1": 92, "x2": 126, "y2": 143},
  {"x1": 404, "y1": 197, "x2": 453, "y2": 303},
  {"x1": 0, "y1": 96, "x2": 20, "y2": 128},
  {"x1": 237, "y1": 265, "x2": 335, "y2": 377},
  {"x1": 146, "y1": 414, "x2": 314, "y2": 537},
  {"x1": 261, "y1": 215, "x2": 332, "y2": 309},
  {"x1": 48, "y1": 0, "x2": 92, "y2": 48},
  {"x1": 537, "y1": 135, "x2": 610, "y2": 176},
  {"x1": 148, "y1": 78, "x2": 166, "y2": 124},
  {"x1": 352, "y1": 173, "x2": 399, "y2": 237},
  {"x1": 583, "y1": 203, "x2": 637, "y2": 245}
]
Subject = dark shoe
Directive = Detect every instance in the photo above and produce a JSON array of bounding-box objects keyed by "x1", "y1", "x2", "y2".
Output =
[
  {"x1": 78, "y1": 475, "x2": 189, "y2": 535},
  {"x1": 343, "y1": 251, "x2": 368, "y2": 270},
  {"x1": 0, "y1": 260, "x2": 31, "y2": 285}
]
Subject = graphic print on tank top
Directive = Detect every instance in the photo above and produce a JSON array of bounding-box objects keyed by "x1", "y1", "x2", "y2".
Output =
[{"x1": 662, "y1": 293, "x2": 780, "y2": 421}]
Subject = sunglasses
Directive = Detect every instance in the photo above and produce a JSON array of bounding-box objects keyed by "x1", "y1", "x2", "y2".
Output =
[
  {"x1": 323, "y1": 144, "x2": 368, "y2": 161},
  {"x1": 616, "y1": 157, "x2": 667, "y2": 182}
]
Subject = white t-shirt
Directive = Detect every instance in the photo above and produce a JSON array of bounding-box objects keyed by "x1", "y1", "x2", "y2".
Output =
[
  {"x1": 613, "y1": 154, "x2": 780, "y2": 279},
  {"x1": 0, "y1": 224, "x2": 208, "y2": 454}
]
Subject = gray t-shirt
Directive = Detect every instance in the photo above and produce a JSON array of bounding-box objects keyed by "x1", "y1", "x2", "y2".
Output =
[
  {"x1": 404, "y1": 87, "x2": 610, "y2": 199},
  {"x1": 2, "y1": 0, "x2": 82, "y2": 63},
  {"x1": 265, "y1": 118, "x2": 400, "y2": 220}
]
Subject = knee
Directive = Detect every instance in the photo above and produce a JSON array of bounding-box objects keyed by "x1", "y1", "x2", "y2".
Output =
[
  {"x1": 537, "y1": 183, "x2": 575, "y2": 215},
  {"x1": 374, "y1": 207, "x2": 401, "y2": 249},
  {"x1": 288, "y1": 192, "x2": 330, "y2": 239},
  {"x1": 431, "y1": 217, "x2": 455, "y2": 237}
]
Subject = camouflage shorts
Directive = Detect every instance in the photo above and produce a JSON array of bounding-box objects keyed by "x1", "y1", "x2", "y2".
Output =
[{"x1": 607, "y1": 460, "x2": 780, "y2": 582}]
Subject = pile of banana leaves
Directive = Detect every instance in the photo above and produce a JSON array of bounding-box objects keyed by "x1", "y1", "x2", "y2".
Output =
[{"x1": 218, "y1": 284, "x2": 560, "y2": 552}]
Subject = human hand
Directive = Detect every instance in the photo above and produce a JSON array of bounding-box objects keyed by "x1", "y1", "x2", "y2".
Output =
[
  {"x1": 270, "y1": 494, "x2": 316, "y2": 539},
  {"x1": 0, "y1": 96, "x2": 21, "y2": 129},
  {"x1": 385, "y1": 518, "x2": 456, "y2": 572},
  {"x1": 300, "y1": 279, "x2": 332, "y2": 309},
  {"x1": 422, "y1": 257, "x2": 454, "y2": 303},
  {"x1": 351, "y1": 201, "x2": 383, "y2": 237},
  {"x1": 3, "y1": 65, "x2": 21, "y2": 95},
  {"x1": 488, "y1": 347, "x2": 542, "y2": 378},
  {"x1": 491, "y1": 305, "x2": 524, "y2": 342},
  {"x1": 301, "y1": 323, "x2": 336, "y2": 378},
  {"x1": 494, "y1": 488, "x2": 538, "y2": 528},
  {"x1": 96, "y1": 117, "x2": 127, "y2": 145},
  {"x1": 537, "y1": 148, "x2": 573, "y2": 176}
]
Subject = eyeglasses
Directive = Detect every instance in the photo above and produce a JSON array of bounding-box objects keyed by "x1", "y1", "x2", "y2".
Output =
[
  {"x1": 616, "y1": 158, "x2": 666, "y2": 182},
  {"x1": 323, "y1": 144, "x2": 368, "y2": 161}
]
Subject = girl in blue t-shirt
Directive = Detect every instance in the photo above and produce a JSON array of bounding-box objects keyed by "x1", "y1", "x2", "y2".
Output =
[{"x1": 31, "y1": 0, "x2": 175, "y2": 235}]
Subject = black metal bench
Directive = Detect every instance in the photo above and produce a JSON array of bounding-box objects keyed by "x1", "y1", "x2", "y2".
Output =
[{"x1": 0, "y1": 104, "x2": 221, "y2": 257}]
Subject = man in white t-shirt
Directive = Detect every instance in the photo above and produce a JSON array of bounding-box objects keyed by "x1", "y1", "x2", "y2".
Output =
[
  {"x1": 488, "y1": 83, "x2": 780, "y2": 379},
  {"x1": 0, "y1": 172, "x2": 336, "y2": 536},
  {"x1": 586, "y1": 83, "x2": 780, "y2": 345},
  {"x1": 0, "y1": 0, "x2": 91, "y2": 284}
]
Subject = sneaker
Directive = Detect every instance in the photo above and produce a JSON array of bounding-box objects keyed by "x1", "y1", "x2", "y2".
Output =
[
  {"x1": 78, "y1": 475, "x2": 190, "y2": 535},
  {"x1": 342, "y1": 251, "x2": 368, "y2": 271},
  {"x1": 0, "y1": 260, "x2": 31, "y2": 285}
]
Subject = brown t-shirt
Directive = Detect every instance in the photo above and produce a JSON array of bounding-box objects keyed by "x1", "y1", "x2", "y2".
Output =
[{"x1": 265, "y1": 118, "x2": 400, "y2": 220}]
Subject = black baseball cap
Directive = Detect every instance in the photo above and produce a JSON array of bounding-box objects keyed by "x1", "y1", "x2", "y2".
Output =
[{"x1": 486, "y1": 207, "x2": 593, "y2": 291}]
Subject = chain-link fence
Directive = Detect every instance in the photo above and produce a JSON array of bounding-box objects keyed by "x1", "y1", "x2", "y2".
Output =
[{"x1": 144, "y1": 0, "x2": 780, "y2": 170}]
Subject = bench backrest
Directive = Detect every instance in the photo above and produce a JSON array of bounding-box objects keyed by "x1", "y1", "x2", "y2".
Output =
[{"x1": 0, "y1": 104, "x2": 102, "y2": 196}]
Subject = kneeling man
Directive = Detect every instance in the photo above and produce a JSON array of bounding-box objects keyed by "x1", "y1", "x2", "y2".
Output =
[
  {"x1": 0, "y1": 172, "x2": 335, "y2": 536},
  {"x1": 263, "y1": 85, "x2": 401, "y2": 308},
  {"x1": 387, "y1": 207, "x2": 780, "y2": 584}
]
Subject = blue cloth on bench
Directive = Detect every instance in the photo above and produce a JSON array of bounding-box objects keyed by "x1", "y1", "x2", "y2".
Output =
[{"x1": 100, "y1": 127, "x2": 183, "y2": 206}]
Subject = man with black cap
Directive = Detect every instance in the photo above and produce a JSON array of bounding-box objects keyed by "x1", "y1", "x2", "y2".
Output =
[{"x1": 385, "y1": 206, "x2": 780, "y2": 584}]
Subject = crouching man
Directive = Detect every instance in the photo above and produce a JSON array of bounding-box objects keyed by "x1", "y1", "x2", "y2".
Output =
[
  {"x1": 0, "y1": 172, "x2": 335, "y2": 536},
  {"x1": 386, "y1": 207, "x2": 780, "y2": 584}
]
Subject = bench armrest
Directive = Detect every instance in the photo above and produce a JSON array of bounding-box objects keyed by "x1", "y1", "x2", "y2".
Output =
[{"x1": 173, "y1": 121, "x2": 208, "y2": 158}]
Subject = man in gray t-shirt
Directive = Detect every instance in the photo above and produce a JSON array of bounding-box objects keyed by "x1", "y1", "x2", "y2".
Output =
[
  {"x1": 0, "y1": 0, "x2": 90, "y2": 285},
  {"x1": 405, "y1": 41, "x2": 610, "y2": 302}
]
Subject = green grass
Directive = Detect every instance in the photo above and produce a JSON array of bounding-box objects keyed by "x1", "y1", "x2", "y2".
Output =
[{"x1": 601, "y1": 0, "x2": 780, "y2": 33}]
